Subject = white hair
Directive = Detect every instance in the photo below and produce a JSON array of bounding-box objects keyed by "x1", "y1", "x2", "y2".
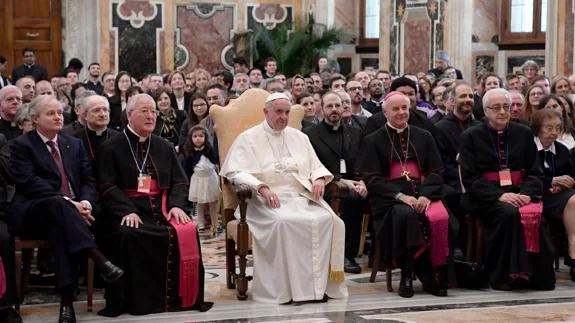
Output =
[
  {"x1": 126, "y1": 93, "x2": 154, "y2": 112},
  {"x1": 509, "y1": 90, "x2": 525, "y2": 104},
  {"x1": 75, "y1": 90, "x2": 97, "y2": 109},
  {"x1": 482, "y1": 88, "x2": 511, "y2": 109},
  {"x1": 28, "y1": 95, "x2": 59, "y2": 120},
  {"x1": 0, "y1": 85, "x2": 21, "y2": 101}
]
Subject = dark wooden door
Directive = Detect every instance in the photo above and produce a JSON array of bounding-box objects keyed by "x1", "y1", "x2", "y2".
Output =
[{"x1": 0, "y1": 0, "x2": 62, "y2": 79}]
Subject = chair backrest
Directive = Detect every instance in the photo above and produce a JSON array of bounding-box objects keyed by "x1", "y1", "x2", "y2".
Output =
[{"x1": 210, "y1": 88, "x2": 304, "y2": 209}]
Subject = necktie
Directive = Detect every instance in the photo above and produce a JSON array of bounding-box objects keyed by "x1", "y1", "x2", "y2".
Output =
[{"x1": 46, "y1": 140, "x2": 72, "y2": 197}]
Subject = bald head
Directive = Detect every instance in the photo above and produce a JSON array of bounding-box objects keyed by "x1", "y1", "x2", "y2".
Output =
[
  {"x1": 383, "y1": 92, "x2": 410, "y2": 129},
  {"x1": 36, "y1": 80, "x2": 55, "y2": 96}
]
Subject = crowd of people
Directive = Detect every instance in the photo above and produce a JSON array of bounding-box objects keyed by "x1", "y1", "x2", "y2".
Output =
[{"x1": 0, "y1": 47, "x2": 574, "y2": 322}]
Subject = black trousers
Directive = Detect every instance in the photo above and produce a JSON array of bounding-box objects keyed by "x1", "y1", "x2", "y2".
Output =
[
  {"x1": 18, "y1": 197, "x2": 96, "y2": 288},
  {"x1": 341, "y1": 195, "x2": 364, "y2": 259}
]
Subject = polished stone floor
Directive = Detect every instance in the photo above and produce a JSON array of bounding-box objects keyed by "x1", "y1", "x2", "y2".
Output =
[{"x1": 19, "y1": 233, "x2": 575, "y2": 322}]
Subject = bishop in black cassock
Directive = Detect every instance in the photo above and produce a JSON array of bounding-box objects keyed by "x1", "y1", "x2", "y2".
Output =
[
  {"x1": 94, "y1": 94, "x2": 211, "y2": 317},
  {"x1": 459, "y1": 88, "x2": 555, "y2": 291},
  {"x1": 359, "y1": 92, "x2": 453, "y2": 298}
]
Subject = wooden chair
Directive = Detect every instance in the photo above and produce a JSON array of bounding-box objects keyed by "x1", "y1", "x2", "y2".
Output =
[
  {"x1": 210, "y1": 89, "x2": 347, "y2": 300},
  {"x1": 14, "y1": 239, "x2": 94, "y2": 312},
  {"x1": 369, "y1": 235, "x2": 393, "y2": 292}
]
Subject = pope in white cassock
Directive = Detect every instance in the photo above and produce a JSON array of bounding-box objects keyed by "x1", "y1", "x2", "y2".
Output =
[{"x1": 220, "y1": 92, "x2": 348, "y2": 304}]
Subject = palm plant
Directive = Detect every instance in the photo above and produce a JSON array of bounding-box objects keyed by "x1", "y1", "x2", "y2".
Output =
[{"x1": 250, "y1": 13, "x2": 349, "y2": 76}]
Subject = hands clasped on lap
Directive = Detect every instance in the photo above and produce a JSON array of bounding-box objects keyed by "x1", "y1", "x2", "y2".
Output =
[
  {"x1": 399, "y1": 194, "x2": 431, "y2": 213},
  {"x1": 121, "y1": 207, "x2": 191, "y2": 229}
]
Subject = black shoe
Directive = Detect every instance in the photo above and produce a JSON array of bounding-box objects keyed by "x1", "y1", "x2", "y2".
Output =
[
  {"x1": 423, "y1": 283, "x2": 447, "y2": 297},
  {"x1": 344, "y1": 258, "x2": 362, "y2": 274},
  {"x1": 0, "y1": 308, "x2": 22, "y2": 323},
  {"x1": 398, "y1": 271, "x2": 414, "y2": 298},
  {"x1": 491, "y1": 282, "x2": 512, "y2": 291},
  {"x1": 59, "y1": 304, "x2": 76, "y2": 323},
  {"x1": 100, "y1": 261, "x2": 124, "y2": 283},
  {"x1": 570, "y1": 267, "x2": 575, "y2": 282}
]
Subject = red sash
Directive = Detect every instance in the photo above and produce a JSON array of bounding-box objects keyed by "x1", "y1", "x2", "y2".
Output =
[
  {"x1": 482, "y1": 171, "x2": 541, "y2": 253},
  {"x1": 123, "y1": 180, "x2": 199, "y2": 307},
  {"x1": 388, "y1": 161, "x2": 449, "y2": 266}
]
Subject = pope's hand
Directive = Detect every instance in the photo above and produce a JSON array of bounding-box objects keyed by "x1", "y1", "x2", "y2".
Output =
[
  {"x1": 259, "y1": 186, "x2": 280, "y2": 208},
  {"x1": 312, "y1": 178, "x2": 326, "y2": 200}
]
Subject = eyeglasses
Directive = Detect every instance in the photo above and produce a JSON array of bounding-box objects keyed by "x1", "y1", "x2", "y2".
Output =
[
  {"x1": 486, "y1": 104, "x2": 511, "y2": 112},
  {"x1": 135, "y1": 109, "x2": 158, "y2": 115},
  {"x1": 192, "y1": 103, "x2": 207, "y2": 108}
]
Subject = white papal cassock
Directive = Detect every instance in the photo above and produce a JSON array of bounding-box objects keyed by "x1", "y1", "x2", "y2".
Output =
[{"x1": 220, "y1": 121, "x2": 348, "y2": 304}]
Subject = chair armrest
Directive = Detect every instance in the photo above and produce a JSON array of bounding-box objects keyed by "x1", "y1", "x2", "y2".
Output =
[
  {"x1": 232, "y1": 183, "x2": 252, "y2": 201},
  {"x1": 327, "y1": 181, "x2": 350, "y2": 199}
]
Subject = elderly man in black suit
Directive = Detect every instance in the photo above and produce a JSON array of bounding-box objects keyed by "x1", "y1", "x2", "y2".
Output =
[
  {"x1": 304, "y1": 91, "x2": 367, "y2": 273},
  {"x1": 8, "y1": 95, "x2": 123, "y2": 323}
]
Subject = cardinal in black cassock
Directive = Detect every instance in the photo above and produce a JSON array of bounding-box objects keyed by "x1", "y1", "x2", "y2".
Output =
[
  {"x1": 459, "y1": 89, "x2": 555, "y2": 291},
  {"x1": 94, "y1": 94, "x2": 212, "y2": 317},
  {"x1": 359, "y1": 92, "x2": 453, "y2": 298}
]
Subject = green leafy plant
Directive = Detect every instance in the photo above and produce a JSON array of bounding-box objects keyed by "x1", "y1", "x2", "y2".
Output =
[{"x1": 251, "y1": 13, "x2": 349, "y2": 76}]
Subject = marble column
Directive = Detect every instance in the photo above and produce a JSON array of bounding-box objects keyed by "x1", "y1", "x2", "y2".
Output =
[
  {"x1": 378, "y1": 0, "x2": 391, "y2": 70},
  {"x1": 545, "y1": 0, "x2": 559, "y2": 76},
  {"x1": 62, "y1": 0, "x2": 100, "y2": 79},
  {"x1": 313, "y1": 0, "x2": 335, "y2": 27},
  {"x1": 445, "y1": 0, "x2": 473, "y2": 80}
]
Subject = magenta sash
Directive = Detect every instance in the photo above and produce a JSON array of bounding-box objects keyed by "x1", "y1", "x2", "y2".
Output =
[
  {"x1": 388, "y1": 161, "x2": 449, "y2": 266},
  {"x1": 0, "y1": 256, "x2": 5, "y2": 299},
  {"x1": 482, "y1": 171, "x2": 523, "y2": 186},
  {"x1": 483, "y1": 171, "x2": 541, "y2": 253},
  {"x1": 389, "y1": 160, "x2": 423, "y2": 180},
  {"x1": 124, "y1": 180, "x2": 200, "y2": 307},
  {"x1": 426, "y1": 201, "x2": 450, "y2": 266},
  {"x1": 518, "y1": 202, "x2": 543, "y2": 253}
]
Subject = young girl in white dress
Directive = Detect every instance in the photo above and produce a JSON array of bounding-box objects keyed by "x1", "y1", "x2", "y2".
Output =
[{"x1": 180, "y1": 125, "x2": 220, "y2": 234}]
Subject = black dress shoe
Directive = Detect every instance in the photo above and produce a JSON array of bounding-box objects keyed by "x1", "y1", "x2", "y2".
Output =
[
  {"x1": 100, "y1": 261, "x2": 124, "y2": 283},
  {"x1": 59, "y1": 304, "x2": 76, "y2": 323},
  {"x1": 344, "y1": 258, "x2": 362, "y2": 274},
  {"x1": 423, "y1": 283, "x2": 447, "y2": 297},
  {"x1": 398, "y1": 271, "x2": 414, "y2": 298},
  {"x1": 570, "y1": 267, "x2": 575, "y2": 282}
]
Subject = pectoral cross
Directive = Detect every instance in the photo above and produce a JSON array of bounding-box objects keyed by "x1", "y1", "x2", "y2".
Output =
[{"x1": 401, "y1": 169, "x2": 411, "y2": 182}]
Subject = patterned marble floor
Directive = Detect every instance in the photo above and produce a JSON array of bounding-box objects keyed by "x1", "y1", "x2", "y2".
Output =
[{"x1": 19, "y1": 233, "x2": 575, "y2": 322}]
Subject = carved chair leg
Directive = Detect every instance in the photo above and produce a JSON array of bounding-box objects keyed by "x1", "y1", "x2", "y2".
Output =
[
  {"x1": 20, "y1": 249, "x2": 34, "y2": 305},
  {"x1": 236, "y1": 221, "x2": 249, "y2": 300},
  {"x1": 87, "y1": 259, "x2": 94, "y2": 312},
  {"x1": 369, "y1": 236, "x2": 381, "y2": 283},
  {"x1": 225, "y1": 238, "x2": 236, "y2": 289},
  {"x1": 358, "y1": 214, "x2": 369, "y2": 257}
]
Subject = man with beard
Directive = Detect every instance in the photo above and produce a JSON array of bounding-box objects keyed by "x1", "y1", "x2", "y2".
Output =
[
  {"x1": 363, "y1": 79, "x2": 384, "y2": 114},
  {"x1": 509, "y1": 91, "x2": 527, "y2": 124},
  {"x1": 248, "y1": 68, "x2": 263, "y2": 89},
  {"x1": 337, "y1": 91, "x2": 367, "y2": 131},
  {"x1": 233, "y1": 73, "x2": 250, "y2": 95},
  {"x1": 304, "y1": 92, "x2": 367, "y2": 274},
  {"x1": 436, "y1": 81, "x2": 479, "y2": 192},
  {"x1": 84, "y1": 63, "x2": 103, "y2": 94},
  {"x1": 364, "y1": 77, "x2": 437, "y2": 140},
  {"x1": 435, "y1": 81, "x2": 479, "y2": 246},
  {"x1": 359, "y1": 92, "x2": 451, "y2": 298},
  {"x1": 346, "y1": 80, "x2": 372, "y2": 118},
  {"x1": 459, "y1": 88, "x2": 555, "y2": 291},
  {"x1": 310, "y1": 73, "x2": 323, "y2": 93},
  {"x1": 16, "y1": 76, "x2": 35, "y2": 104}
]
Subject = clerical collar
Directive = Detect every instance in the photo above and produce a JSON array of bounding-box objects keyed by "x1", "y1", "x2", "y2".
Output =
[
  {"x1": 534, "y1": 136, "x2": 556, "y2": 155},
  {"x1": 485, "y1": 120, "x2": 508, "y2": 134},
  {"x1": 322, "y1": 120, "x2": 342, "y2": 133},
  {"x1": 126, "y1": 125, "x2": 149, "y2": 142},
  {"x1": 262, "y1": 120, "x2": 283, "y2": 136},
  {"x1": 87, "y1": 126, "x2": 107, "y2": 136},
  {"x1": 24, "y1": 63, "x2": 35, "y2": 68},
  {"x1": 386, "y1": 122, "x2": 408, "y2": 133},
  {"x1": 0, "y1": 115, "x2": 16, "y2": 127}
]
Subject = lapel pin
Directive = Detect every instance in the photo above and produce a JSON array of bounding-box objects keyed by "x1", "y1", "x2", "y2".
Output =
[{"x1": 66, "y1": 145, "x2": 70, "y2": 149}]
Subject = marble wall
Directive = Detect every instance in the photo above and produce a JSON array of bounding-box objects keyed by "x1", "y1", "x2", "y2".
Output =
[
  {"x1": 563, "y1": 0, "x2": 574, "y2": 75},
  {"x1": 388, "y1": 0, "x2": 445, "y2": 74}
]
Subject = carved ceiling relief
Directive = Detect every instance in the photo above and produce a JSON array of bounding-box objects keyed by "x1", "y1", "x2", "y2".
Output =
[{"x1": 116, "y1": 0, "x2": 158, "y2": 29}]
